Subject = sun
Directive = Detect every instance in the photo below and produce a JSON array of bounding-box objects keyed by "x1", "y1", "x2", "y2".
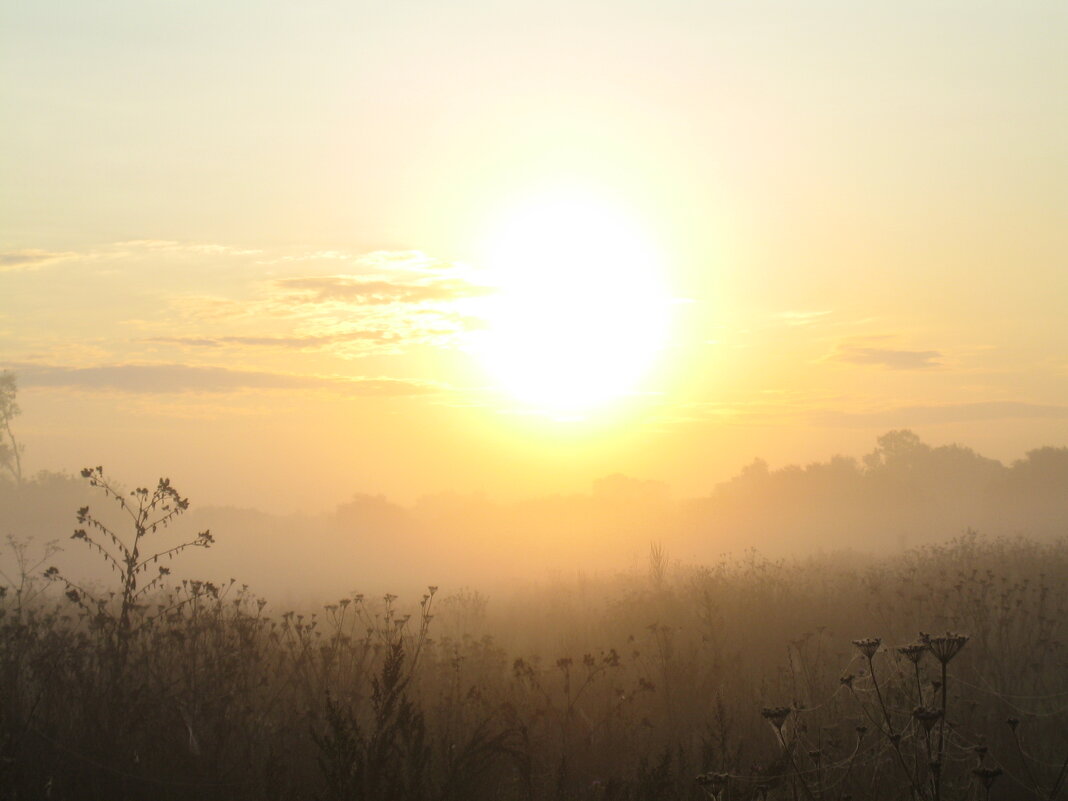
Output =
[{"x1": 470, "y1": 190, "x2": 672, "y2": 414}]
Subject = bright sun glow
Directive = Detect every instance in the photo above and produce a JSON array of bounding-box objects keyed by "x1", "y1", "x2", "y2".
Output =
[{"x1": 472, "y1": 190, "x2": 672, "y2": 414}]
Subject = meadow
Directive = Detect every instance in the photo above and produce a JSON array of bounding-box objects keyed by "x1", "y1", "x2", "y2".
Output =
[
  {"x1": 1, "y1": 472, "x2": 1066, "y2": 801},
  {"x1": 6, "y1": 3, "x2": 1068, "y2": 799}
]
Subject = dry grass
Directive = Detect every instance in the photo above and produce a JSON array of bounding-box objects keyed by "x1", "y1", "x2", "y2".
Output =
[{"x1": 0, "y1": 472, "x2": 1065, "y2": 800}]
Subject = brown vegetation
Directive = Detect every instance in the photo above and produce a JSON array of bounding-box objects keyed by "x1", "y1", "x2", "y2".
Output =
[{"x1": 1, "y1": 470, "x2": 1066, "y2": 799}]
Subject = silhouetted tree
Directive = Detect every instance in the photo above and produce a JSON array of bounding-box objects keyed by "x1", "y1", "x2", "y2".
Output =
[
  {"x1": 862, "y1": 429, "x2": 929, "y2": 474},
  {"x1": 0, "y1": 370, "x2": 23, "y2": 485}
]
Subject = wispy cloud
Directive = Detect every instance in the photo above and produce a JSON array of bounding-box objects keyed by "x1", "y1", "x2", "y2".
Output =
[
  {"x1": 1, "y1": 240, "x2": 265, "y2": 274},
  {"x1": 144, "y1": 331, "x2": 396, "y2": 350},
  {"x1": 811, "y1": 401, "x2": 1068, "y2": 428},
  {"x1": 276, "y1": 276, "x2": 492, "y2": 305},
  {"x1": 267, "y1": 250, "x2": 356, "y2": 264},
  {"x1": 829, "y1": 337, "x2": 943, "y2": 370},
  {"x1": 0, "y1": 249, "x2": 79, "y2": 271},
  {"x1": 8, "y1": 363, "x2": 442, "y2": 396},
  {"x1": 776, "y1": 310, "x2": 832, "y2": 326},
  {"x1": 7, "y1": 242, "x2": 490, "y2": 367},
  {"x1": 111, "y1": 240, "x2": 263, "y2": 257},
  {"x1": 256, "y1": 249, "x2": 454, "y2": 271}
]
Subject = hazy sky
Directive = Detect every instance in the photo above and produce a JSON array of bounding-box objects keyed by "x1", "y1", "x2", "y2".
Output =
[{"x1": 2, "y1": 1, "x2": 1067, "y2": 512}]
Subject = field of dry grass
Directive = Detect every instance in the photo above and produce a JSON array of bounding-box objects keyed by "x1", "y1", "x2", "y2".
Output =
[{"x1": 1, "y1": 475, "x2": 1065, "y2": 800}]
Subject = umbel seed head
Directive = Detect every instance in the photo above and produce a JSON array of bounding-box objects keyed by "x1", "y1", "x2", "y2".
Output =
[
  {"x1": 972, "y1": 767, "x2": 1003, "y2": 790},
  {"x1": 897, "y1": 643, "x2": 927, "y2": 663},
  {"x1": 695, "y1": 772, "x2": 729, "y2": 791},
  {"x1": 912, "y1": 706, "x2": 943, "y2": 732},
  {"x1": 761, "y1": 706, "x2": 791, "y2": 729},
  {"x1": 921, "y1": 632, "x2": 969, "y2": 664},
  {"x1": 852, "y1": 638, "x2": 881, "y2": 659}
]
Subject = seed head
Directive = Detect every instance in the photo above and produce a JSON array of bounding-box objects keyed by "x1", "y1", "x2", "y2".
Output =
[
  {"x1": 972, "y1": 767, "x2": 1002, "y2": 790},
  {"x1": 852, "y1": 638, "x2": 882, "y2": 659},
  {"x1": 761, "y1": 706, "x2": 791, "y2": 729},
  {"x1": 912, "y1": 706, "x2": 943, "y2": 732},
  {"x1": 695, "y1": 772, "x2": 729, "y2": 792},
  {"x1": 921, "y1": 632, "x2": 969, "y2": 664},
  {"x1": 897, "y1": 643, "x2": 927, "y2": 664}
]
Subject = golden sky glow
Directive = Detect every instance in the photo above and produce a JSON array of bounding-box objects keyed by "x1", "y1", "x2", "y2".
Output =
[{"x1": 2, "y1": 2, "x2": 1067, "y2": 512}]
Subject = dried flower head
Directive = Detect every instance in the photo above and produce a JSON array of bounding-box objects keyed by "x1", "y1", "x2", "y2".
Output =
[
  {"x1": 897, "y1": 643, "x2": 927, "y2": 664},
  {"x1": 761, "y1": 706, "x2": 791, "y2": 729},
  {"x1": 912, "y1": 706, "x2": 944, "y2": 732},
  {"x1": 921, "y1": 632, "x2": 969, "y2": 664},
  {"x1": 852, "y1": 638, "x2": 882, "y2": 659},
  {"x1": 696, "y1": 772, "x2": 729, "y2": 793},
  {"x1": 972, "y1": 767, "x2": 1002, "y2": 790}
]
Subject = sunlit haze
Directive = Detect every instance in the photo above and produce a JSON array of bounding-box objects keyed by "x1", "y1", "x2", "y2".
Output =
[
  {"x1": 472, "y1": 188, "x2": 672, "y2": 414},
  {"x1": 2, "y1": 1, "x2": 1066, "y2": 520},
  {"x1": 4, "y1": 7, "x2": 1068, "y2": 798}
]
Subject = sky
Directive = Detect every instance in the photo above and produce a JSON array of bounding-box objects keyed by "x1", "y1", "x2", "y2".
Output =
[{"x1": 2, "y1": 1, "x2": 1067, "y2": 513}]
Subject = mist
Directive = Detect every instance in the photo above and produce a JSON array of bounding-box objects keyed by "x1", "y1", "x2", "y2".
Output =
[
  {"x1": 3, "y1": 425, "x2": 1067, "y2": 800},
  {"x1": 5, "y1": 429, "x2": 1066, "y2": 602},
  {"x1": 4, "y1": 1, "x2": 1067, "y2": 793}
]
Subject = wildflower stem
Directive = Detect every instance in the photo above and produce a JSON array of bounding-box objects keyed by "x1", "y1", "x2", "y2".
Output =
[
  {"x1": 1049, "y1": 748, "x2": 1068, "y2": 800},
  {"x1": 834, "y1": 732, "x2": 863, "y2": 801},
  {"x1": 865, "y1": 655, "x2": 895, "y2": 737},
  {"x1": 774, "y1": 728, "x2": 817, "y2": 801},
  {"x1": 867, "y1": 654, "x2": 921, "y2": 799},
  {"x1": 1010, "y1": 724, "x2": 1043, "y2": 797},
  {"x1": 935, "y1": 659, "x2": 948, "y2": 800}
]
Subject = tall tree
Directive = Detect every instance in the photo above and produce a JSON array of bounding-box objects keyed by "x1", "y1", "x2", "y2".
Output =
[{"x1": 0, "y1": 370, "x2": 23, "y2": 484}]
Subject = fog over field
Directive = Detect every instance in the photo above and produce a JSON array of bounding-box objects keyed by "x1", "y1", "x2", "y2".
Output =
[
  {"x1": 2, "y1": 429, "x2": 1068, "y2": 801},
  {"x1": 4, "y1": 428, "x2": 1066, "y2": 600},
  {"x1": 4, "y1": 1, "x2": 1068, "y2": 798}
]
